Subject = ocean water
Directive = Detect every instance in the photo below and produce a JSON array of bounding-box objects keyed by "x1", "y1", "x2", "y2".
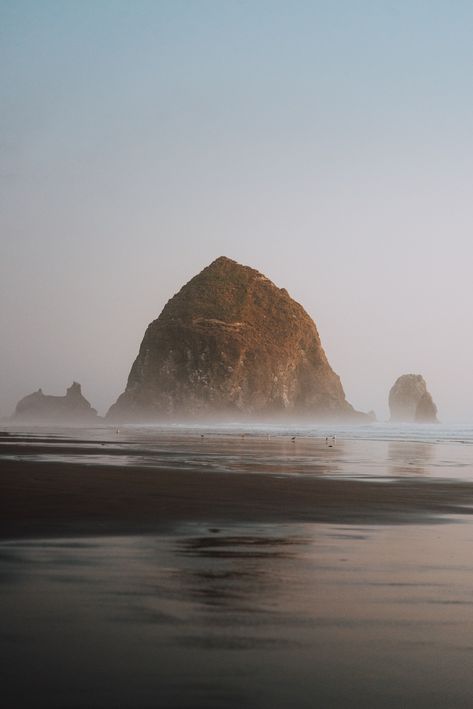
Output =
[
  {"x1": 6, "y1": 420, "x2": 473, "y2": 444},
  {"x1": 123, "y1": 420, "x2": 473, "y2": 445}
]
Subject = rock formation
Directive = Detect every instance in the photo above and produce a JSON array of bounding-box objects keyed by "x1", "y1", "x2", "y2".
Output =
[
  {"x1": 108, "y1": 256, "x2": 369, "y2": 422},
  {"x1": 14, "y1": 382, "x2": 98, "y2": 423},
  {"x1": 388, "y1": 374, "x2": 438, "y2": 423}
]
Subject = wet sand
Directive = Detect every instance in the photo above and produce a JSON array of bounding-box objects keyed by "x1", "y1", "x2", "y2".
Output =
[
  {"x1": 3, "y1": 428, "x2": 473, "y2": 708},
  {"x1": 4, "y1": 519, "x2": 473, "y2": 708},
  {"x1": 2, "y1": 430, "x2": 473, "y2": 539}
]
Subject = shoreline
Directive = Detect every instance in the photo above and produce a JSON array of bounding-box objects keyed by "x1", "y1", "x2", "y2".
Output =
[{"x1": 2, "y1": 457, "x2": 473, "y2": 541}]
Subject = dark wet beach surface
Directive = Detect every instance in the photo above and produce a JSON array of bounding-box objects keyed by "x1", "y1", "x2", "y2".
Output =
[
  {"x1": 2, "y1": 425, "x2": 473, "y2": 707},
  {"x1": 3, "y1": 522, "x2": 473, "y2": 708}
]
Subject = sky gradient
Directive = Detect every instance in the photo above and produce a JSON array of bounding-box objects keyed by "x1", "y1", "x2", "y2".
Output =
[{"x1": 2, "y1": 0, "x2": 473, "y2": 420}]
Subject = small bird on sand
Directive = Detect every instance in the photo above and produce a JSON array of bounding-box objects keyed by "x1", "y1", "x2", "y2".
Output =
[
  {"x1": 326, "y1": 435, "x2": 334, "y2": 448},
  {"x1": 291, "y1": 436, "x2": 296, "y2": 442}
]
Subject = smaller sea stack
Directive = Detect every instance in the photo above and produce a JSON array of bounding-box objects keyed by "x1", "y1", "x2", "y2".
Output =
[
  {"x1": 13, "y1": 382, "x2": 98, "y2": 423},
  {"x1": 389, "y1": 374, "x2": 438, "y2": 423}
]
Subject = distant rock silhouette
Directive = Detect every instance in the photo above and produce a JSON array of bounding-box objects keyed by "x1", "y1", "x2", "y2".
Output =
[
  {"x1": 108, "y1": 256, "x2": 369, "y2": 422},
  {"x1": 389, "y1": 374, "x2": 438, "y2": 423},
  {"x1": 14, "y1": 382, "x2": 98, "y2": 423}
]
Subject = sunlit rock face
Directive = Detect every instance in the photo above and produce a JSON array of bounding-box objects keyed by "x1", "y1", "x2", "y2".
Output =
[
  {"x1": 389, "y1": 374, "x2": 438, "y2": 423},
  {"x1": 108, "y1": 256, "x2": 367, "y2": 422},
  {"x1": 14, "y1": 382, "x2": 98, "y2": 423}
]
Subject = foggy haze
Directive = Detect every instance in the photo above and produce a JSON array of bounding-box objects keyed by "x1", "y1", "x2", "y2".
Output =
[{"x1": 2, "y1": 1, "x2": 473, "y2": 421}]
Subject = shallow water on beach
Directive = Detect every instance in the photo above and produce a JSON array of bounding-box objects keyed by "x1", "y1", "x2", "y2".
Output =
[
  {"x1": 2, "y1": 423, "x2": 473, "y2": 482},
  {"x1": 2, "y1": 519, "x2": 473, "y2": 708}
]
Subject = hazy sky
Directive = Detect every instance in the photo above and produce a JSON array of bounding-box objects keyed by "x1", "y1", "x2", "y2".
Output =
[{"x1": 2, "y1": 0, "x2": 473, "y2": 421}]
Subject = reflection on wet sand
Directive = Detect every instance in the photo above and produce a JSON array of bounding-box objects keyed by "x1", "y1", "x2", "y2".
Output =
[
  {"x1": 4, "y1": 428, "x2": 473, "y2": 540},
  {"x1": 1, "y1": 426, "x2": 472, "y2": 505},
  {"x1": 174, "y1": 530, "x2": 307, "y2": 612},
  {"x1": 3, "y1": 427, "x2": 473, "y2": 484},
  {"x1": 388, "y1": 441, "x2": 434, "y2": 477},
  {"x1": 3, "y1": 426, "x2": 473, "y2": 707},
  {"x1": 3, "y1": 521, "x2": 473, "y2": 708}
]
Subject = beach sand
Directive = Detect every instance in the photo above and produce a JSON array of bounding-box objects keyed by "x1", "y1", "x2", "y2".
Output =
[
  {"x1": 3, "y1": 427, "x2": 473, "y2": 708},
  {"x1": 1, "y1": 428, "x2": 473, "y2": 539}
]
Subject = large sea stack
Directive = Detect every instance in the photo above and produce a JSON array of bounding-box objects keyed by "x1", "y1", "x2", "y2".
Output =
[
  {"x1": 389, "y1": 374, "x2": 438, "y2": 423},
  {"x1": 108, "y1": 257, "x2": 367, "y2": 422},
  {"x1": 14, "y1": 382, "x2": 98, "y2": 423}
]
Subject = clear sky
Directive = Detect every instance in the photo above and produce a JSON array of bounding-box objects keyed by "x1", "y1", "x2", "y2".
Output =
[{"x1": 2, "y1": 0, "x2": 473, "y2": 420}]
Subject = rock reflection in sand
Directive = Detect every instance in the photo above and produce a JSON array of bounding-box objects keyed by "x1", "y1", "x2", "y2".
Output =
[
  {"x1": 388, "y1": 441, "x2": 434, "y2": 477},
  {"x1": 174, "y1": 530, "x2": 307, "y2": 613},
  {"x1": 3, "y1": 521, "x2": 473, "y2": 708}
]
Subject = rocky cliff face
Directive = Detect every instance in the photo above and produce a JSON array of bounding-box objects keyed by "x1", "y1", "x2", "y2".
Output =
[
  {"x1": 14, "y1": 382, "x2": 98, "y2": 423},
  {"x1": 389, "y1": 374, "x2": 438, "y2": 423},
  {"x1": 108, "y1": 257, "x2": 367, "y2": 422}
]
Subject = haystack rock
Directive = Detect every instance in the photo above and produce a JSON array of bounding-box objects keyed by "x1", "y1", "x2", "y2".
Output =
[
  {"x1": 14, "y1": 382, "x2": 98, "y2": 423},
  {"x1": 108, "y1": 257, "x2": 369, "y2": 422},
  {"x1": 389, "y1": 374, "x2": 438, "y2": 423}
]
